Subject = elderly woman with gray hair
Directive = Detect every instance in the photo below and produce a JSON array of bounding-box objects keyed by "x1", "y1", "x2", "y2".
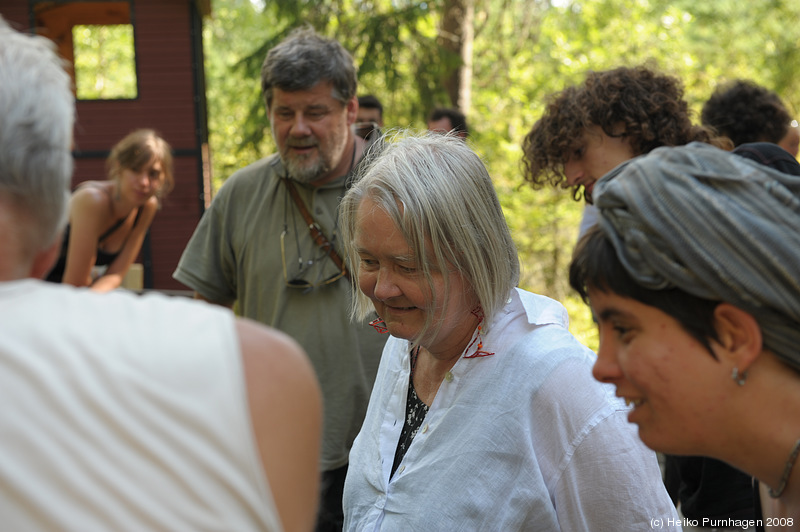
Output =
[
  {"x1": 570, "y1": 141, "x2": 800, "y2": 529},
  {"x1": 339, "y1": 132, "x2": 678, "y2": 531}
]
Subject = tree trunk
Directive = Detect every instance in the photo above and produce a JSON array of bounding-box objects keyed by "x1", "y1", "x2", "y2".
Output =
[{"x1": 439, "y1": 0, "x2": 474, "y2": 113}]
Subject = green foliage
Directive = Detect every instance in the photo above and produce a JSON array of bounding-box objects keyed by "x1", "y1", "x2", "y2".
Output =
[
  {"x1": 73, "y1": 24, "x2": 137, "y2": 100},
  {"x1": 203, "y1": 0, "x2": 800, "y2": 352},
  {"x1": 203, "y1": 0, "x2": 449, "y2": 189},
  {"x1": 203, "y1": 0, "x2": 273, "y2": 188}
]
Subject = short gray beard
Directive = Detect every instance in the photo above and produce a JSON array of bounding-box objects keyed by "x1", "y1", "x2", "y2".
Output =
[
  {"x1": 272, "y1": 121, "x2": 350, "y2": 184},
  {"x1": 283, "y1": 152, "x2": 329, "y2": 184}
]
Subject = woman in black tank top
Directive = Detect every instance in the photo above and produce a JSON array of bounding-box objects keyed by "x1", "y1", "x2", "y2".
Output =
[{"x1": 45, "y1": 129, "x2": 174, "y2": 291}]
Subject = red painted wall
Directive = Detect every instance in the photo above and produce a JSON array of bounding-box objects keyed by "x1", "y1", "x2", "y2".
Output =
[{"x1": 0, "y1": 1, "x2": 208, "y2": 290}]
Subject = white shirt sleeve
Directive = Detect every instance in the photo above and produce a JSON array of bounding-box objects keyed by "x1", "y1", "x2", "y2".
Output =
[{"x1": 552, "y1": 396, "x2": 681, "y2": 531}]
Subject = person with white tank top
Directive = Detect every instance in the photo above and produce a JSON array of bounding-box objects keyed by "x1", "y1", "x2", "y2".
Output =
[{"x1": 0, "y1": 17, "x2": 322, "y2": 532}]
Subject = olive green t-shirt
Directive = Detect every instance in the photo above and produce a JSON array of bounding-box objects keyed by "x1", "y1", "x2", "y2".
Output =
[{"x1": 174, "y1": 155, "x2": 386, "y2": 471}]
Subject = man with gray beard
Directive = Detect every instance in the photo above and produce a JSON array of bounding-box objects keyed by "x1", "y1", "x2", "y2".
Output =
[{"x1": 174, "y1": 27, "x2": 386, "y2": 531}]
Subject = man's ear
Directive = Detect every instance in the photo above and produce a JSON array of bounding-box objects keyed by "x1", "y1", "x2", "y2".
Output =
[
  {"x1": 346, "y1": 96, "x2": 358, "y2": 126},
  {"x1": 30, "y1": 235, "x2": 62, "y2": 280},
  {"x1": 713, "y1": 302, "x2": 763, "y2": 370}
]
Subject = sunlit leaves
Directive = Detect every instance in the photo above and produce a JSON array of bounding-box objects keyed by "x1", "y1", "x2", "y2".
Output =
[
  {"x1": 73, "y1": 24, "x2": 137, "y2": 100},
  {"x1": 203, "y1": 0, "x2": 800, "y2": 349}
]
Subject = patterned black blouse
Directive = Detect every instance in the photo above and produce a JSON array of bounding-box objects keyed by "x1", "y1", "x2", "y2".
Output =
[{"x1": 391, "y1": 348, "x2": 429, "y2": 478}]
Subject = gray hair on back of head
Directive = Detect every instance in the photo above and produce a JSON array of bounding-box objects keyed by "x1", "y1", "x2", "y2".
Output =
[
  {"x1": 0, "y1": 16, "x2": 74, "y2": 251},
  {"x1": 261, "y1": 26, "x2": 357, "y2": 110},
  {"x1": 339, "y1": 130, "x2": 520, "y2": 339}
]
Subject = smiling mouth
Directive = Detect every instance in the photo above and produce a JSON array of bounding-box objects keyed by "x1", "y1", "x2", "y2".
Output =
[
  {"x1": 623, "y1": 397, "x2": 644, "y2": 407},
  {"x1": 386, "y1": 305, "x2": 416, "y2": 311},
  {"x1": 288, "y1": 140, "x2": 318, "y2": 149},
  {"x1": 379, "y1": 300, "x2": 418, "y2": 312}
]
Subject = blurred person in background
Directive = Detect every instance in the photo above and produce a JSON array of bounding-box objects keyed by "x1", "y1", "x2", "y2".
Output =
[
  {"x1": 702, "y1": 79, "x2": 799, "y2": 157},
  {"x1": 46, "y1": 128, "x2": 173, "y2": 291}
]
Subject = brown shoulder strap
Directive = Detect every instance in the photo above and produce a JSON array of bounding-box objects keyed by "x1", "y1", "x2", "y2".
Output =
[{"x1": 282, "y1": 178, "x2": 349, "y2": 280}]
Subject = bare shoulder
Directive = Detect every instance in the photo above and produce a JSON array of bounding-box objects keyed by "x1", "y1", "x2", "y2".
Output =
[
  {"x1": 236, "y1": 318, "x2": 321, "y2": 532},
  {"x1": 68, "y1": 184, "x2": 112, "y2": 232},
  {"x1": 235, "y1": 316, "x2": 321, "y2": 445},
  {"x1": 70, "y1": 182, "x2": 110, "y2": 217},
  {"x1": 235, "y1": 318, "x2": 317, "y2": 390}
]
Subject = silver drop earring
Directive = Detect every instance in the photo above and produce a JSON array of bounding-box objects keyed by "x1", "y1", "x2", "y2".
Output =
[{"x1": 731, "y1": 367, "x2": 748, "y2": 386}]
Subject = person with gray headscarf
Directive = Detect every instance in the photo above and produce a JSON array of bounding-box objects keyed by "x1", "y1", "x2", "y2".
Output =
[{"x1": 569, "y1": 141, "x2": 800, "y2": 527}]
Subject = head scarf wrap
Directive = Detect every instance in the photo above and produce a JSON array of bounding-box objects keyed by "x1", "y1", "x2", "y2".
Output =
[{"x1": 594, "y1": 141, "x2": 800, "y2": 370}]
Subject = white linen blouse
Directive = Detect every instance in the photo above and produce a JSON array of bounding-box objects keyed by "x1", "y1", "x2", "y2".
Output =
[{"x1": 343, "y1": 288, "x2": 680, "y2": 531}]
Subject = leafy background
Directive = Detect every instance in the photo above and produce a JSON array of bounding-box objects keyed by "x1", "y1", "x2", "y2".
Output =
[{"x1": 203, "y1": 0, "x2": 800, "y2": 350}]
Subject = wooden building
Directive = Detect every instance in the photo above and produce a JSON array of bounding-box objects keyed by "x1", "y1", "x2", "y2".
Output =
[{"x1": 0, "y1": 0, "x2": 212, "y2": 290}]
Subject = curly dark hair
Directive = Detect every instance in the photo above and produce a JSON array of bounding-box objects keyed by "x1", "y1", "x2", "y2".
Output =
[
  {"x1": 701, "y1": 79, "x2": 791, "y2": 147},
  {"x1": 522, "y1": 66, "x2": 722, "y2": 200}
]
